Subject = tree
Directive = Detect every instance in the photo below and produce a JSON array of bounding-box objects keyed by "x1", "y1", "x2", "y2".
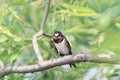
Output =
[{"x1": 0, "y1": 0, "x2": 120, "y2": 80}]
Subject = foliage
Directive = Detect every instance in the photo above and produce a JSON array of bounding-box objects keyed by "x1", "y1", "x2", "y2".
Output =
[{"x1": 0, "y1": 0, "x2": 120, "y2": 80}]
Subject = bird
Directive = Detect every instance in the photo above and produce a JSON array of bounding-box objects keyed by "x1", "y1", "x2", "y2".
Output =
[{"x1": 50, "y1": 31, "x2": 76, "y2": 68}]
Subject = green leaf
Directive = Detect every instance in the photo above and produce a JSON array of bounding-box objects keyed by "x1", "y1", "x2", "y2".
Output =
[
  {"x1": 97, "y1": 3, "x2": 120, "y2": 31},
  {"x1": 94, "y1": 28, "x2": 120, "y2": 54},
  {"x1": 59, "y1": 3, "x2": 97, "y2": 13},
  {"x1": 10, "y1": 50, "x2": 21, "y2": 63},
  {"x1": 0, "y1": 34, "x2": 8, "y2": 43},
  {"x1": 56, "y1": 3, "x2": 98, "y2": 17},
  {"x1": 56, "y1": 10, "x2": 98, "y2": 17}
]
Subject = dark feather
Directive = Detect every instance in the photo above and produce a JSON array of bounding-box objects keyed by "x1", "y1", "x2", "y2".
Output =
[
  {"x1": 64, "y1": 37, "x2": 76, "y2": 68},
  {"x1": 69, "y1": 64, "x2": 77, "y2": 68},
  {"x1": 64, "y1": 37, "x2": 72, "y2": 55}
]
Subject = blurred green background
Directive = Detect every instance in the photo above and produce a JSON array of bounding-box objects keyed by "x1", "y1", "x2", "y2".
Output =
[{"x1": 0, "y1": 0, "x2": 120, "y2": 80}]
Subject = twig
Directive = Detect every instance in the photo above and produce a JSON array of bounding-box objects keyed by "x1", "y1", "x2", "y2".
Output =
[
  {"x1": 0, "y1": 52, "x2": 119, "y2": 78},
  {"x1": 43, "y1": 33, "x2": 52, "y2": 38},
  {"x1": 40, "y1": 0, "x2": 51, "y2": 31},
  {"x1": 32, "y1": 0, "x2": 51, "y2": 62}
]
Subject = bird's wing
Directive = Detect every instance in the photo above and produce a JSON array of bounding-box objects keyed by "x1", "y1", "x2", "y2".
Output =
[
  {"x1": 50, "y1": 39, "x2": 58, "y2": 54},
  {"x1": 64, "y1": 37, "x2": 72, "y2": 55}
]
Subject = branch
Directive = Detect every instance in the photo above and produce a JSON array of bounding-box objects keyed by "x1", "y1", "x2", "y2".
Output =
[
  {"x1": 32, "y1": 0, "x2": 51, "y2": 62},
  {"x1": 0, "y1": 52, "x2": 120, "y2": 78},
  {"x1": 43, "y1": 33, "x2": 52, "y2": 38},
  {"x1": 40, "y1": 0, "x2": 51, "y2": 31}
]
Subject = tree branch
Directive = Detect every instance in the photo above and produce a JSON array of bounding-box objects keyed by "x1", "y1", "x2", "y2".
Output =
[
  {"x1": 43, "y1": 33, "x2": 52, "y2": 38},
  {"x1": 40, "y1": 0, "x2": 51, "y2": 32},
  {"x1": 0, "y1": 52, "x2": 119, "y2": 78},
  {"x1": 32, "y1": 0, "x2": 51, "y2": 62}
]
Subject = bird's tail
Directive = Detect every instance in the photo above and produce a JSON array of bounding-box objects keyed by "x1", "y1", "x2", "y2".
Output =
[{"x1": 69, "y1": 63, "x2": 76, "y2": 68}]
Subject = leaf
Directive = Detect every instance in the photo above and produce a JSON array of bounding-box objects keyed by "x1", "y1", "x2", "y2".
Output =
[
  {"x1": 94, "y1": 28, "x2": 120, "y2": 54},
  {"x1": 10, "y1": 50, "x2": 22, "y2": 63},
  {"x1": 55, "y1": 3, "x2": 98, "y2": 17},
  {"x1": 56, "y1": 10, "x2": 98, "y2": 17},
  {"x1": 0, "y1": 34, "x2": 8, "y2": 43},
  {"x1": 66, "y1": 26, "x2": 98, "y2": 35},
  {"x1": 97, "y1": 3, "x2": 120, "y2": 31},
  {"x1": 59, "y1": 3, "x2": 96, "y2": 13}
]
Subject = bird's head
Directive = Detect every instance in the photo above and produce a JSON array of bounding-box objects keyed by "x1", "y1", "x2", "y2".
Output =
[{"x1": 53, "y1": 31, "x2": 63, "y2": 42}]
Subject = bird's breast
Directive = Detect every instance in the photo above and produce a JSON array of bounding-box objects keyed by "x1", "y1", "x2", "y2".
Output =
[{"x1": 54, "y1": 39, "x2": 69, "y2": 55}]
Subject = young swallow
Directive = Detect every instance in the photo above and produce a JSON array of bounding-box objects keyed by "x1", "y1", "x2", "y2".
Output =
[{"x1": 51, "y1": 31, "x2": 76, "y2": 68}]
